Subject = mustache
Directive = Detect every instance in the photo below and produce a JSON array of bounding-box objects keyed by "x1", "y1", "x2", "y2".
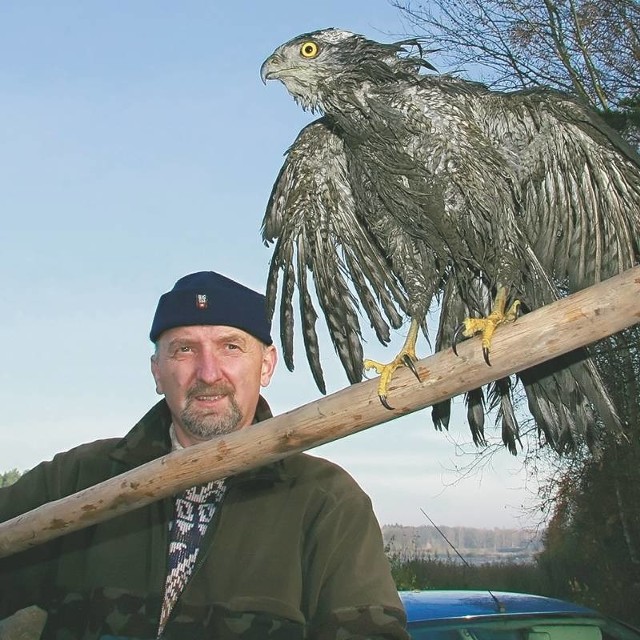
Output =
[{"x1": 187, "y1": 381, "x2": 234, "y2": 399}]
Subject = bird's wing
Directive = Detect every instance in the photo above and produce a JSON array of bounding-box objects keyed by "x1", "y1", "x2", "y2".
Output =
[
  {"x1": 262, "y1": 117, "x2": 409, "y2": 393},
  {"x1": 500, "y1": 91, "x2": 640, "y2": 291}
]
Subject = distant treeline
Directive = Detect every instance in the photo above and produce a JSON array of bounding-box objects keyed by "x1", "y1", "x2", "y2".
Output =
[{"x1": 382, "y1": 524, "x2": 542, "y2": 564}]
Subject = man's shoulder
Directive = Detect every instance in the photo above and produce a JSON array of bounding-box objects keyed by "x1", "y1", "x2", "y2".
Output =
[
  {"x1": 0, "y1": 437, "x2": 127, "y2": 517},
  {"x1": 281, "y1": 453, "x2": 365, "y2": 495},
  {"x1": 74, "y1": 436, "x2": 123, "y2": 454},
  {"x1": 284, "y1": 451, "x2": 349, "y2": 474},
  {"x1": 40, "y1": 437, "x2": 125, "y2": 489},
  {"x1": 52, "y1": 437, "x2": 123, "y2": 464}
]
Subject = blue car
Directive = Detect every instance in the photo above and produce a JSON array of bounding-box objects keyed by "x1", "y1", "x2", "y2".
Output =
[{"x1": 400, "y1": 590, "x2": 640, "y2": 639}]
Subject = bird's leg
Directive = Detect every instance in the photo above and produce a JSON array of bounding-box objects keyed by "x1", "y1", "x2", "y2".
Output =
[
  {"x1": 364, "y1": 318, "x2": 422, "y2": 410},
  {"x1": 453, "y1": 286, "x2": 520, "y2": 365}
]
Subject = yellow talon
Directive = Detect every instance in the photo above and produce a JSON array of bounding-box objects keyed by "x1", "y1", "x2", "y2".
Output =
[
  {"x1": 459, "y1": 287, "x2": 520, "y2": 364},
  {"x1": 364, "y1": 319, "x2": 421, "y2": 409}
]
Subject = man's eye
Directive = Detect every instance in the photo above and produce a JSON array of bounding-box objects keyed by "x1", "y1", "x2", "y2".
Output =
[
  {"x1": 178, "y1": 346, "x2": 193, "y2": 353},
  {"x1": 226, "y1": 343, "x2": 240, "y2": 350}
]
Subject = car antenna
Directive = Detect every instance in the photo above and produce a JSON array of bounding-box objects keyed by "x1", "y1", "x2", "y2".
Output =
[{"x1": 420, "y1": 508, "x2": 506, "y2": 613}]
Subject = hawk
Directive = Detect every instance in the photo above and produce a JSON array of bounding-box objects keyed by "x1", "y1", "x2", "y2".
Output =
[{"x1": 260, "y1": 28, "x2": 640, "y2": 453}]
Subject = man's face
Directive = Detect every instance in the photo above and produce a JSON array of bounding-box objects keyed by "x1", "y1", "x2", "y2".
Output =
[{"x1": 151, "y1": 325, "x2": 277, "y2": 446}]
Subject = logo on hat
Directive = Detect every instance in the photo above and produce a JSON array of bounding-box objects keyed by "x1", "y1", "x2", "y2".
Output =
[{"x1": 196, "y1": 294, "x2": 208, "y2": 310}]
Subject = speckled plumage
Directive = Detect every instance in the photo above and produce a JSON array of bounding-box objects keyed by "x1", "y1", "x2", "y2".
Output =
[{"x1": 260, "y1": 28, "x2": 640, "y2": 453}]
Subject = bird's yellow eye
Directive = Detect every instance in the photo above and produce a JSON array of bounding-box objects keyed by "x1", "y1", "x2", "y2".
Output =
[{"x1": 299, "y1": 41, "x2": 319, "y2": 59}]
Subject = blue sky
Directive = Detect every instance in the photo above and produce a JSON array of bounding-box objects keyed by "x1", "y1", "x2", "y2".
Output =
[{"x1": 0, "y1": 1, "x2": 546, "y2": 530}]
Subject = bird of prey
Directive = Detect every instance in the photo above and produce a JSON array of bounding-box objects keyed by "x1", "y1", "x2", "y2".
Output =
[{"x1": 260, "y1": 28, "x2": 640, "y2": 453}]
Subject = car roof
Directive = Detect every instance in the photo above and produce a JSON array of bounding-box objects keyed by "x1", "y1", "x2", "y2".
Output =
[{"x1": 400, "y1": 589, "x2": 597, "y2": 622}]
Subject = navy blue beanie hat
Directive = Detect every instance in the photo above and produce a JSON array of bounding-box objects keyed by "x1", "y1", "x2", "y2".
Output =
[{"x1": 150, "y1": 271, "x2": 273, "y2": 345}]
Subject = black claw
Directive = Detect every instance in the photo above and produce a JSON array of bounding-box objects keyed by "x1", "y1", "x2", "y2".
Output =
[
  {"x1": 380, "y1": 395, "x2": 394, "y2": 410},
  {"x1": 403, "y1": 355, "x2": 420, "y2": 381},
  {"x1": 483, "y1": 346, "x2": 491, "y2": 366},
  {"x1": 452, "y1": 324, "x2": 465, "y2": 356}
]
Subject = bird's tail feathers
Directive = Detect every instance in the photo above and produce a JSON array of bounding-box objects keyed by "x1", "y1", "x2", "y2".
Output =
[
  {"x1": 487, "y1": 378, "x2": 522, "y2": 455},
  {"x1": 519, "y1": 348, "x2": 622, "y2": 455},
  {"x1": 465, "y1": 387, "x2": 487, "y2": 447}
]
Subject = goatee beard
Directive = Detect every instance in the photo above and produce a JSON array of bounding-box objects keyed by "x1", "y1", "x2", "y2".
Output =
[{"x1": 180, "y1": 381, "x2": 243, "y2": 440}]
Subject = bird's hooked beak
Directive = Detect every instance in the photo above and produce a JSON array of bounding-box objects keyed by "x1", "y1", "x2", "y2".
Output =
[{"x1": 260, "y1": 56, "x2": 277, "y2": 84}]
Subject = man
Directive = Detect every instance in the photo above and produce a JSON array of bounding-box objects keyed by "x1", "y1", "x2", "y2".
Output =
[{"x1": 0, "y1": 271, "x2": 408, "y2": 640}]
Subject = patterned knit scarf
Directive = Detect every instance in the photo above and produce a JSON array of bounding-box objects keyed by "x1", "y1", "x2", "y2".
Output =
[{"x1": 157, "y1": 479, "x2": 226, "y2": 638}]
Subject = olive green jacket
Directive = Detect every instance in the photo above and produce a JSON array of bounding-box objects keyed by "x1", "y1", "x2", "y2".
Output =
[{"x1": 0, "y1": 399, "x2": 408, "y2": 639}]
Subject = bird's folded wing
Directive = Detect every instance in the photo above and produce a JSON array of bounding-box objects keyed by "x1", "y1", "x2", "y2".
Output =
[
  {"x1": 262, "y1": 117, "x2": 408, "y2": 393},
  {"x1": 513, "y1": 93, "x2": 640, "y2": 291}
]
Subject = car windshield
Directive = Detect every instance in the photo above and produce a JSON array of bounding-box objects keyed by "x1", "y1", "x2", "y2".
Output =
[{"x1": 408, "y1": 615, "x2": 640, "y2": 640}]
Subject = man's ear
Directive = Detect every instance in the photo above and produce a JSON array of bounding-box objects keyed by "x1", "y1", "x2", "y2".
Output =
[
  {"x1": 260, "y1": 345, "x2": 278, "y2": 388},
  {"x1": 150, "y1": 354, "x2": 163, "y2": 395}
]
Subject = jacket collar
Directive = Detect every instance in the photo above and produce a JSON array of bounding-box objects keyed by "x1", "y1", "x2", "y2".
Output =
[{"x1": 109, "y1": 396, "x2": 286, "y2": 483}]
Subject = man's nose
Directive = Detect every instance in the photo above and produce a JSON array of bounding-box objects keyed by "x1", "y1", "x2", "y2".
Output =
[{"x1": 196, "y1": 352, "x2": 223, "y2": 383}]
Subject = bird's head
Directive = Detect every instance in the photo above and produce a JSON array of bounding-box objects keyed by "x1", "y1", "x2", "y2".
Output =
[
  {"x1": 260, "y1": 28, "x2": 358, "y2": 113},
  {"x1": 260, "y1": 28, "x2": 433, "y2": 114}
]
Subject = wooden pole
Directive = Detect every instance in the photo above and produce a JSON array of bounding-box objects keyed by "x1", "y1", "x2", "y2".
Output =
[{"x1": 1, "y1": 266, "x2": 639, "y2": 558}]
